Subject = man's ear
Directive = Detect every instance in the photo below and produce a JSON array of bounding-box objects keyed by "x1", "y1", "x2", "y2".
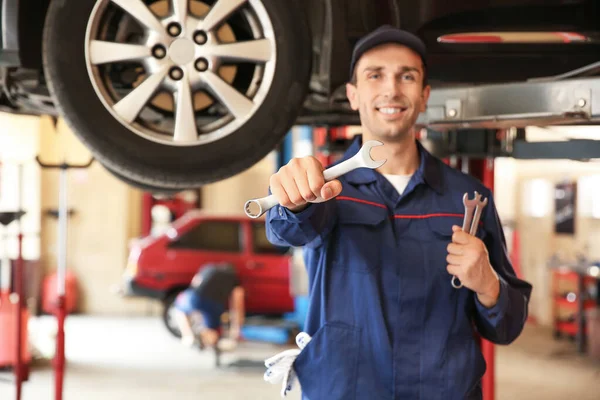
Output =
[
  {"x1": 346, "y1": 82, "x2": 359, "y2": 111},
  {"x1": 420, "y1": 84, "x2": 431, "y2": 113}
]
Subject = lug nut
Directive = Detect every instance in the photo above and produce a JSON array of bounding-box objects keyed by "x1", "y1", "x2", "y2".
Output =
[
  {"x1": 194, "y1": 31, "x2": 208, "y2": 45},
  {"x1": 167, "y1": 22, "x2": 182, "y2": 37},
  {"x1": 169, "y1": 67, "x2": 184, "y2": 80},
  {"x1": 195, "y1": 58, "x2": 209, "y2": 72},
  {"x1": 152, "y1": 45, "x2": 167, "y2": 59}
]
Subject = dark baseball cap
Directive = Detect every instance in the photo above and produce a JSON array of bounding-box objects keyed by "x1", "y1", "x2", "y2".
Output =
[{"x1": 349, "y1": 25, "x2": 428, "y2": 81}]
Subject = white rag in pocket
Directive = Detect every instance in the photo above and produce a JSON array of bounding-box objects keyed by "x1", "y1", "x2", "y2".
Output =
[{"x1": 263, "y1": 332, "x2": 312, "y2": 397}]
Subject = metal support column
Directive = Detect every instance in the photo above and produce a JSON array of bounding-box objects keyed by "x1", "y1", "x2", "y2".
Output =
[
  {"x1": 35, "y1": 157, "x2": 94, "y2": 400},
  {"x1": 469, "y1": 157, "x2": 496, "y2": 400},
  {"x1": 276, "y1": 126, "x2": 313, "y2": 332},
  {"x1": 276, "y1": 128, "x2": 295, "y2": 170},
  {"x1": 445, "y1": 153, "x2": 497, "y2": 400},
  {"x1": 276, "y1": 126, "x2": 314, "y2": 168},
  {"x1": 15, "y1": 164, "x2": 26, "y2": 400}
]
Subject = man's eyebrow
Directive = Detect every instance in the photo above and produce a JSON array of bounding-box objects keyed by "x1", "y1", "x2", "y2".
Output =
[
  {"x1": 400, "y1": 66, "x2": 421, "y2": 74},
  {"x1": 362, "y1": 66, "x2": 383, "y2": 73},
  {"x1": 361, "y1": 65, "x2": 421, "y2": 74}
]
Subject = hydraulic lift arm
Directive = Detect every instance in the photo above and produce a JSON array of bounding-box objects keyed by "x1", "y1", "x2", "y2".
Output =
[
  {"x1": 416, "y1": 60, "x2": 600, "y2": 160},
  {"x1": 417, "y1": 75, "x2": 600, "y2": 130}
]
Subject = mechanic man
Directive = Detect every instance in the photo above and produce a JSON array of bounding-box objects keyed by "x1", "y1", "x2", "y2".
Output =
[
  {"x1": 173, "y1": 263, "x2": 245, "y2": 350},
  {"x1": 264, "y1": 25, "x2": 533, "y2": 399}
]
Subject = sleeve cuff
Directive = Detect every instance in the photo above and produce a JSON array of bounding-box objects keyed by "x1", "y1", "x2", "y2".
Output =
[
  {"x1": 475, "y1": 276, "x2": 509, "y2": 325},
  {"x1": 270, "y1": 203, "x2": 319, "y2": 223},
  {"x1": 266, "y1": 186, "x2": 319, "y2": 223}
]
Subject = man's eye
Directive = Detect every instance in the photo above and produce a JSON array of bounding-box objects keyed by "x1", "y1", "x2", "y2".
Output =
[
  {"x1": 402, "y1": 74, "x2": 415, "y2": 81},
  {"x1": 368, "y1": 73, "x2": 380, "y2": 80}
]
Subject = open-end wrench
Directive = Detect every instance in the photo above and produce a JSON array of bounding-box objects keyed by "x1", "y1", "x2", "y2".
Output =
[
  {"x1": 469, "y1": 196, "x2": 488, "y2": 236},
  {"x1": 451, "y1": 191, "x2": 488, "y2": 289},
  {"x1": 461, "y1": 192, "x2": 479, "y2": 234},
  {"x1": 244, "y1": 140, "x2": 386, "y2": 218}
]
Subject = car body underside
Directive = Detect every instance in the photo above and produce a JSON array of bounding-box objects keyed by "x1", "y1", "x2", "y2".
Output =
[
  {"x1": 2, "y1": 0, "x2": 597, "y2": 121},
  {"x1": 0, "y1": 0, "x2": 599, "y2": 190}
]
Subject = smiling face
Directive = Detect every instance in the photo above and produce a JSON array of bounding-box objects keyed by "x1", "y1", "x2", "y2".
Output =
[{"x1": 346, "y1": 43, "x2": 430, "y2": 143}]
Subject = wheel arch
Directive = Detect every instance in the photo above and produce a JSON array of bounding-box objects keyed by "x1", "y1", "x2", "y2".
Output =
[
  {"x1": 163, "y1": 284, "x2": 188, "y2": 301},
  {"x1": 1, "y1": 0, "x2": 51, "y2": 68}
]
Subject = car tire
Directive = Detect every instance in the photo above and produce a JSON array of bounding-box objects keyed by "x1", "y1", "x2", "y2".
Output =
[
  {"x1": 162, "y1": 291, "x2": 183, "y2": 338},
  {"x1": 42, "y1": 0, "x2": 312, "y2": 190}
]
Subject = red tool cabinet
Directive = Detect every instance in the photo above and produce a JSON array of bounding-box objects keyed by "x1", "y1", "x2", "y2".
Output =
[
  {"x1": 0, "y1": 291, "x2": 31, "y2": 370},
  {"x1": 551, "y1": 268, "x2": 597, "y2": 348}
]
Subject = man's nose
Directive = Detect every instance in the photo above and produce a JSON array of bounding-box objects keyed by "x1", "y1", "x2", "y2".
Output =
[{"x1": 382, "y1": 76, "x2": 402, "y2": 98}]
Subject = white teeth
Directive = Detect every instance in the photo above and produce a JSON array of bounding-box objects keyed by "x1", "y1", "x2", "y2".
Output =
[{"x1": 379, "y1": 107, "x2": 402, "y2": 114}]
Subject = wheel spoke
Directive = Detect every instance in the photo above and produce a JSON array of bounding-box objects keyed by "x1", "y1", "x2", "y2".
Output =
[
  {"x1": 171, "y1": 0, "x2": 189, "y2": 25},
  {"x1": 89, "y1": 41, "x2": 151, "y2": 65},
  {"x1": 204, "y1": 39, "x2": 273, "y2": 63},
  {"x1": 197, "y1": 0, "x2": 247, "y2": 32},
  {"x1": 173, "y1": 75, "x2": 198, "y2": 143},
  {"x1": 114, "y1": 66, "x2": 169, "y2": 123},
  {"x1": 202, "y1": 70, "x2": 254, "y2": 118},
  {"x1": 111, "y1": 0, "x2": 166, "y2": 35}
]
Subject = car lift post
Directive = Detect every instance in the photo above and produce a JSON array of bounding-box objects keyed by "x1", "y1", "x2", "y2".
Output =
[
  {"x1": 0, "y1": 162, "x2": 29, "y2": 400},
  {"x1": 0, "y1": 209, "x2": 27, "y2": 400},
  {"x1": 272, "y1": 126, "x2": 313, "y2": 339},
  {"x1": 35, "y1": 156, "x2": 94, "y2": 400},
  {"x1": 14, "y1": 164, "x2": 26, "y2": 400},
  {"x1": 443, "y1": 141, "x2": 497, "y2": 400},
  {"x1": 466, "y1": 155, "x2": 496, "y2": 400},
  {"x1": 482, "y1": 157, "x2": 496, "y2": 400}
]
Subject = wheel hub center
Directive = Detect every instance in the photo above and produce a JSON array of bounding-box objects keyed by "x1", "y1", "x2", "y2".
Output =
[{"x1": 169, "y1": 38, "x2": 195, "y2": 65}]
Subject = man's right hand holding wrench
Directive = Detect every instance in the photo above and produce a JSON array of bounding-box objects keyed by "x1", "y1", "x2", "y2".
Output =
[{"x1": 446, "y1": 191, "x2": 501, "y2": 307}]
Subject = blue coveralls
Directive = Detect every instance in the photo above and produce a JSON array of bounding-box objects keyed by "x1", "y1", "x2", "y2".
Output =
[{"x1": 265, "y1": 135, "x2": 533, "y2": 400}]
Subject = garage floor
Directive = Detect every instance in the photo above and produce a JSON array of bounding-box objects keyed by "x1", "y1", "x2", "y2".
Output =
[{"x1": 1, "y1": 316, "x2": 599, "y2": 400}]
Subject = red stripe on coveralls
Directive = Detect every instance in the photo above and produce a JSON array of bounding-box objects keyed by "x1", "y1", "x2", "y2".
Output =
[
  {"x1": 335, "y1": 197, "x2": 476, "y2": 222},
  {"x1": 336, "y1": 197, "x2": 465, "y2": 220},
  {"x1": 393, "y1": 213, "x2": 463, "y2": 219},
  {"x1": 336, "y1": 196, "x2": 388, "y2": 209}
]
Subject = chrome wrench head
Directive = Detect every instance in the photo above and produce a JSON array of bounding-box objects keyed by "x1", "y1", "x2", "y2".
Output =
[
  {"x1": 354, "y1": 140, "x2": 387, "y2": 169},
  {"x1": 322, "y1": 140, "x2": 386, "y2": 181},
  {"x1": 461, "y1": 191, "x2": 480, "y2": 232},
  {"x1": 463, "y1": 191, "x2": 483, "y2": 213},
  {"x1": 244, "y1": 197, "x2": 275, "y2": 220}
]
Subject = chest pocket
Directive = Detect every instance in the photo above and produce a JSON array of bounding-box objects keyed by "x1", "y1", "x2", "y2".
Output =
[
  {"x1": 330, "y1": 198, "x2": 389, "y2": 274},
  {"x1": 422, "y1": 215, "x2": 488, "y2": 278},
  {"x1": 425, "y1": 214, "x2": 488, "y2": 241}
]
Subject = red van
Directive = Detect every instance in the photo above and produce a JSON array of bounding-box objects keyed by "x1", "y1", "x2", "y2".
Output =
[{"x1": 119, "y1": 210, "x2": 296, "y2": 337}]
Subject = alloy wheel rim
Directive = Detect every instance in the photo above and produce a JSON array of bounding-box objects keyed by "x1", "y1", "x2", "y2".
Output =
[{"x1": 84, "y1": 0, "x2": 277, "y2": 147}]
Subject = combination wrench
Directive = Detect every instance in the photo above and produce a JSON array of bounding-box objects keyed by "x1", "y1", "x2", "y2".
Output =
[
  {"x1": 244, "y1": 140, "x2": 386, "y2": 218},
  {"x1": 451, "y1": 191, "x2": 489, "y2": 289}
]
